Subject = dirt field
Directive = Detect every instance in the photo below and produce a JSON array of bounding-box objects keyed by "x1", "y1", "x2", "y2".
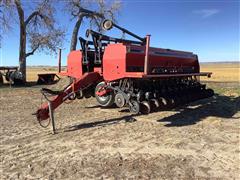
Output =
[{"x1": 1, "y1": 63, "x2": 239, "y2": 179}]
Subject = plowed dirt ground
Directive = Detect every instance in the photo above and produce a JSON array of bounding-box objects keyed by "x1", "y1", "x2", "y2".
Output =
[{"x1": 1, "y1": 64, "x2": 239, "y2": 179}]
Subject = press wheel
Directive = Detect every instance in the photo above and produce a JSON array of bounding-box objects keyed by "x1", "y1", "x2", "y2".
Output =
[
  {"x1": 150, "y1": 99, "x2": 160, "y2": 112},
  {"x1": 115, "y1": 93, "x2": 126, "y2": 108},
  {"x1": 140, "y1": 101, "x2": 151, "y2": 114},
  {"x1": 129, "y1": 100, "x2": 140, "y2": 114}
]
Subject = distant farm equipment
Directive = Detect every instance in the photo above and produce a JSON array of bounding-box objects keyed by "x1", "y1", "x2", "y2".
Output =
[
  {"x1": 34, "y1": 20, "x2": 214, "y2": 133},
  {"x1": 0, "y1": 66, "x2": 60, "y2": 86},
  {"x1": 37, "y1": 73, "x2": 60, "y2": 85},
  {"x1": 0, "y1": 66, "x2": 23, "y2": 86}
]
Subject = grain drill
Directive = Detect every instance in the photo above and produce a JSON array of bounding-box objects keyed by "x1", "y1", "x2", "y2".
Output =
[{"x1": 35, "y1": 20, "x2": 214, "y2": 125}]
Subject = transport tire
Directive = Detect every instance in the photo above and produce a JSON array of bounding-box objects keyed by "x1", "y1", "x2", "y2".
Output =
[{"x1": 95, "y1": 82, "x2": 115, "y2": 107}]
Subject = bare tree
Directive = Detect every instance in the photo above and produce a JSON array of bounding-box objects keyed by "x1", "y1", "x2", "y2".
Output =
[
  {"x1": 65, "y1": 0, "x2": 121, "y2": 51},
  {"x1": 0, "y1": 0, "x2": 12, "y2": 48},
  {"x1": 0, "y1": 0, "x2": 64, "y2": 82}
]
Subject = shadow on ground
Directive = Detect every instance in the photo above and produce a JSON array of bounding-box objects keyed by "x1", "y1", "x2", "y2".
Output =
[
  {"x1": 65, "y1": 115, "x2": 136, "y2": 132},
  {"x1": 157, "y1": 94, "x2": 240, "y2": 127},
  {"x1": 65, "y1": 94, "x2": 240, "y2": 131}
]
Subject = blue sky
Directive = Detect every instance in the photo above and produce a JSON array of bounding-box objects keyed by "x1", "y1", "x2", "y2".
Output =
[{"x1": 0, "y1": 0, "x2": 239, "y2": 66}]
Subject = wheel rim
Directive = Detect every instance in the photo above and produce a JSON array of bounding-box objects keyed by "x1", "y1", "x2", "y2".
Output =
[
  {"x1": 115, "y1": 93, "x2": 125, "y2": 107},
  {"x1": 95, "y1": 82, "x2": 115, "y2": 107},
  {"x1": 98, "y1": 95, "x2": 109, "y2": 101}
]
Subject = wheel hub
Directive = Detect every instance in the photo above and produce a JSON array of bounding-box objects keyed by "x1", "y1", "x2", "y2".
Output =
[{"x1": 115, "y1": 93, "x2": 125, "y2": 108}]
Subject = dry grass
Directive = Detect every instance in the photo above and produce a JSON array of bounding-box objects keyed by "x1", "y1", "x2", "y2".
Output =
[
  {"x1": 26, "y1": 67, "x2": 59, "y2": 82},
  {"x1": 200, "y1": 63, "x2": 240, "y2": 82}
]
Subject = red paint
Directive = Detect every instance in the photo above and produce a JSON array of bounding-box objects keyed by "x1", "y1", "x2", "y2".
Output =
[
  {"x1": 144, "y1": 35, "x2": 151, "y2": 75},
  {"x1": 95, "y1": 88, "x2": 112, "y2": 96},
  {"x1": 103, "y1": 43, "x2": 127, "y2": 81},
  {"x1": 59, "y1": 40, "x2": 201, "y2": 82},
  {"x1": 66, "y1": 50, "x2": 83, "y2": 78}
]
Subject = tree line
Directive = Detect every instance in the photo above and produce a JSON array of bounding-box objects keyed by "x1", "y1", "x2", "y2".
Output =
[{"x1": 0, "y1": 0, "x2": 121, "y2": 82}]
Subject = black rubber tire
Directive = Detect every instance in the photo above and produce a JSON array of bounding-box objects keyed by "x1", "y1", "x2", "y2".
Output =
[
  {"x1": 140, "y1": 101, "x2": 151, "y2": 114},
  {"x1": 95, "y1": 82, "x2": 115, "y2": 107},
  {"x1": 159, "y1": 97, "x2": 168, "y2": 109},
  {"x1": 149, "y1": 99, "x2": 159, "y2": 112}
]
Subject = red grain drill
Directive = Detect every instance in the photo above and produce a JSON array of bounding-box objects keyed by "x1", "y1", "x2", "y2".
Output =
[{"x1": 35, "y1": 20, "x2": 213, "y2": 123}]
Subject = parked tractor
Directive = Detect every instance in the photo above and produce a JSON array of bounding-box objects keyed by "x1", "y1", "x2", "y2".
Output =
[{"x1": 35, "y1": 20, "x2": 214, "y2": 127}]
